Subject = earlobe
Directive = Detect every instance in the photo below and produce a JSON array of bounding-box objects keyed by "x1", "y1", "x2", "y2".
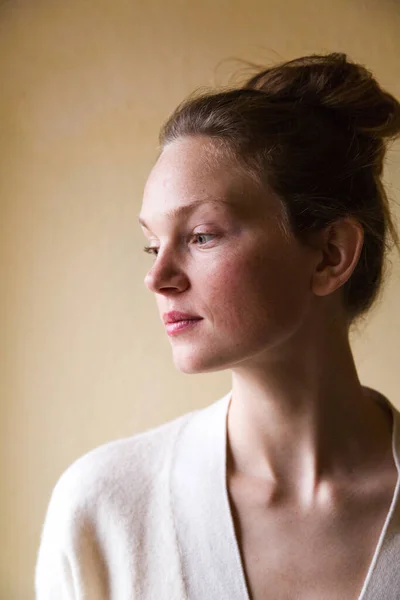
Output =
[{"x1": 311, "y1": 218, "x2": 364, "y2": 298}]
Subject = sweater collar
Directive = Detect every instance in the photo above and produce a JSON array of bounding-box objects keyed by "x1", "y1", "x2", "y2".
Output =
[{"x1": 170, "y1": 391, "x2": 249, "y2": 600}]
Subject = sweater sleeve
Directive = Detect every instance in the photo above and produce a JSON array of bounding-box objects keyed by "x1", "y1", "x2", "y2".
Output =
[{"x1": 35, "y1": 461, "x2": 110, "y2": 600}]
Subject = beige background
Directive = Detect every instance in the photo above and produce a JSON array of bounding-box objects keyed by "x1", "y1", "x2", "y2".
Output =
[{"x1": 1, "y1": 0, "x2": 399, "y2": 598}]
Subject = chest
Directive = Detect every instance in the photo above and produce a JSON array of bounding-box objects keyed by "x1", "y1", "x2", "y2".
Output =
[{"x1": 227, "y1": 475, "x2": 394, "y2": 600}]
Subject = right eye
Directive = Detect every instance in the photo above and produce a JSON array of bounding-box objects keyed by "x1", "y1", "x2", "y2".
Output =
[{"x1": 143, "y1": 245, "x2": 159, "y2": 256}]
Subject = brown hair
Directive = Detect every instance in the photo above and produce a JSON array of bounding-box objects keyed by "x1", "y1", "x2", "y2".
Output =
[{"x1": 159, "y1": 52, "x2": 400, "y2": 322}]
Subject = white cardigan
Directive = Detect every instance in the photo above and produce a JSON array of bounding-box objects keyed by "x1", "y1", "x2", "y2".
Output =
[{"x1": 35, "y1": 391, "x2": 400, "y2": 600}]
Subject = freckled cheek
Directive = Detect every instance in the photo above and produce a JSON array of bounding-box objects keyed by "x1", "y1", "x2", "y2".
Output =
[
  {"x1": 199, "y1": 250, "x2": 302, "y2": 330},
  {"x1": 198, "y1": 255, "x2": 264, "y2": 326}
]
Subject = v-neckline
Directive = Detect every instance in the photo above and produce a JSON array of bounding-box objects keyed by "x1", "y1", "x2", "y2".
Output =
[
  {"x1": 170, "y1": 390, "x2": 400, "y2": 599},
  {"x1": 221, "y1": 391, "x2": 400, "y2": 600}
]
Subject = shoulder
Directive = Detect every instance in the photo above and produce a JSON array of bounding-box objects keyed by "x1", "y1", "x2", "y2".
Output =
[
  {"x1": 36, "y1": 408, "x2": 201, "y2": 593},
  {"x1": 45, "y1": 407, "x2": 198, "y2": 522}
]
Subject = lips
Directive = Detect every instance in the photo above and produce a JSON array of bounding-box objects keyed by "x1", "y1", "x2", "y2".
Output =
[{"x1": 163, "y1": 311, "x2": 202, "y2": 324}]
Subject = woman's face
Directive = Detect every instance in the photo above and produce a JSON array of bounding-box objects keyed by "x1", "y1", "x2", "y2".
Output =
[{"x1": 139, "y1": 136, "x2": 316, "y2": 374}]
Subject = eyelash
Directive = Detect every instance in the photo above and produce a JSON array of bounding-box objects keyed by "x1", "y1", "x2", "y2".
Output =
[{"x1": 143, "y1": 233, "x2": 216, "y2": 257}]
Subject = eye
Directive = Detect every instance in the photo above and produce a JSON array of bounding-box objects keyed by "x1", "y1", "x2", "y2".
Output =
[
  {"x1": 142, "y1": 233, "x2": 216, "y2": 258},
  {"x1": 192, "y1": 233, "x2": 216, "y2": 246},
  {"x1": 143, "y1": 245, "x2": 158, "y2": 256}
]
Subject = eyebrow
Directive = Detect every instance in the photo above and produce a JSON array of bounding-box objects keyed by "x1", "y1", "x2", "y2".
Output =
[{"x1": 138, "y1": 198, "x2": 235, "y2": 230}]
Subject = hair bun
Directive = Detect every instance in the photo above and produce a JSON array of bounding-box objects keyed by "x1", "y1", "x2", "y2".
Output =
[{"x1": 243, "y1": 52, "x2": 400, "y2": 141}]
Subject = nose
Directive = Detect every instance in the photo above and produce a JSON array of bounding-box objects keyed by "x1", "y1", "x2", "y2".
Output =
[{"x1": 144, "y1": 250, "x2": 189, "y2": 294}]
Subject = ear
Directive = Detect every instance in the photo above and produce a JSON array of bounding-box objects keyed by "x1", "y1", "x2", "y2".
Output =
[{"x1": 311, "y1": 218, "x2": 364, "y2": 297}]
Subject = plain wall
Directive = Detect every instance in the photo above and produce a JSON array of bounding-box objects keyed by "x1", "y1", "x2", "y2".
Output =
[{"x1": 1, "y1": 0, "x2": 399, "y2": 598}]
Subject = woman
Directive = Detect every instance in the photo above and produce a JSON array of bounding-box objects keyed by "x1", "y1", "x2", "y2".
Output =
[{"x1": 36, "y1": 52, "x2": 400, "y2": 599}]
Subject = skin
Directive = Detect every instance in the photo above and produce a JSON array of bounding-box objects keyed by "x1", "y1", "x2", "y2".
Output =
[{"x1": 139, "y1": 135, "x2": 397, "y2": 599}]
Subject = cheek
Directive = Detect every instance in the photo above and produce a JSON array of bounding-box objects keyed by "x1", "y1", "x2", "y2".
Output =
[{"x1": 201, "y1": 246, "x2": 311, "y2": 332}]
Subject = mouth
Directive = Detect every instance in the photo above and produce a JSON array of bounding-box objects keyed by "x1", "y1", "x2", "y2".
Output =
[{"x1": 165, "y1": 318, "x2": 203, "y2": 336}]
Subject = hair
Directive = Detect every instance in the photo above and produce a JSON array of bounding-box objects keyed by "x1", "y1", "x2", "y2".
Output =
[{"x1": 158, "y1": 52, "x2": 400, "y2": 323}]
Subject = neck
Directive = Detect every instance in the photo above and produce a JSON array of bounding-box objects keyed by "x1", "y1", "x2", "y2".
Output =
[{"x1": 227, "y1": 318, "x2": 393, "y2": 506}]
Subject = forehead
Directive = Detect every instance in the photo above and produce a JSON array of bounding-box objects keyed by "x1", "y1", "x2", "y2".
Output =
[{"x1": 140, "y1": 137, "x2": 273, "y2": 224}]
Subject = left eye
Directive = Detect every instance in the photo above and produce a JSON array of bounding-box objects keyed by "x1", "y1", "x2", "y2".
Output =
[{"x1": 192, "y1": 233, "x2": 215, "y2": 245}]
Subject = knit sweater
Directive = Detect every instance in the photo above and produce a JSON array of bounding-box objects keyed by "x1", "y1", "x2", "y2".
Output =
[{"x1": 35, "y1": 391, "x2": 400, "y2": 600}]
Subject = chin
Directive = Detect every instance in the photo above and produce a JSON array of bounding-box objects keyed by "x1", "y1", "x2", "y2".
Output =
[{"x1": 171, "y1": 347, "x2": 231, "y2": 375}]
